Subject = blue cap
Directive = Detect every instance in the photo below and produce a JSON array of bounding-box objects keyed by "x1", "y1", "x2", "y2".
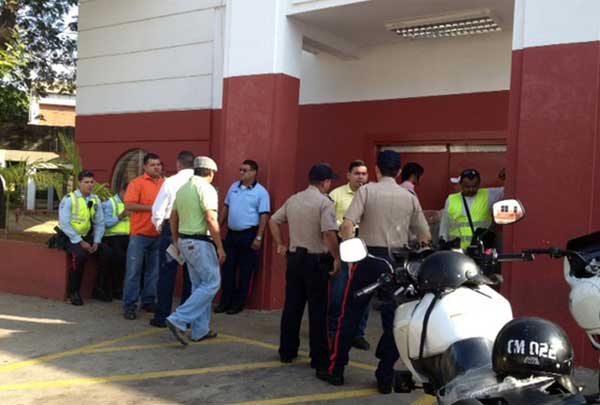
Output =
[
  {"x1": 377, "y1": 150, "x2": 401, "y2": 170},
  {"x1": 309, "y1": 163, "x2": 339, "y2": 181}
]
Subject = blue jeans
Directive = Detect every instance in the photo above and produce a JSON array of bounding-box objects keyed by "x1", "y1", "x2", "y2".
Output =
[
  {"x1": 329, "y1": 262, "x2": 370, "y2": 340},
  {"x1": 153, "y1": 224, "x2": 192, "y2": 323},
  {"x1": 123, "y1": 235, "x2": 160, "y2": 313},
  {"x1": 167, "y1": 238, "x2": 220, "y2": 340}
]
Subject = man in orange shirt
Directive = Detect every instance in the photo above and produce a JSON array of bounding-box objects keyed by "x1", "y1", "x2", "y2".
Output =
[{"x1": 122, "y1": 153, "x2": 165, "y2": 320}]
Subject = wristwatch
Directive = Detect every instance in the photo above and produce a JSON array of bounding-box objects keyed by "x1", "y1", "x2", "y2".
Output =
[{"x1": 255, "y1": 235, "x2": 263, "y2": 241}]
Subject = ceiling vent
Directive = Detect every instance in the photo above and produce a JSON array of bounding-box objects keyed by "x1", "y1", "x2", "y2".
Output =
[{"x1": 385, "y1": 8, "x2": 501, "y2": 40}]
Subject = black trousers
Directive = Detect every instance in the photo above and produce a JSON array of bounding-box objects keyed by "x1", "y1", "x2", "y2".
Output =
[
  {"x1": 279, "y1": 250, "x2": 331, "y2": 369},
  {"x1": 66, "y1": 241, "x2": 107, "y2": 295},
  {"x1": 329, "y1": 249, "x2": 399, "y2": 385},
  {"x1": 102, "y1": 235, "x2": 129, "y2": 297},
  {"x1": 219, "y1": 227, "x2": 259, "y2": 309}
]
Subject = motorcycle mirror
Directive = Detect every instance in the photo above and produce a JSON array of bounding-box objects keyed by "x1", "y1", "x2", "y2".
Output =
[
  {"x1": 339, "y1": 238, "x2": 368, "y2": 263},
  {"x1": 492, "y1": 199, "x2": 525, "y2": 225}
]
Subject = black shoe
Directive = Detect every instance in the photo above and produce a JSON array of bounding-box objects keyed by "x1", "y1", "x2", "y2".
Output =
[
  {"x1": 166, "y1": 319, "x2": 188, "y2": 346},
  {"x1": 377, "y1": 380, "x2": 393, "y2": 395},
  {"x1": 327, "y1": 369, "x2": 344, "y2": 386},
  {"x1": 92, "y1": 289, "x2": 112, "y2": 302},
  {"x1": 190, "y1": 330, "x2": 218, "y2": 342},
  {"x1": 69, "y1": 292, "x2": 83, "y2": 306},
  {"x1": 316, "y1": 368, "x2": 329, "y2": 381},
  {"x1": 279, "y1": 355, "x2": 297, "y2": 364},
  {"x1": 149, "y1": 318, "x2": 166, "y2": 328},
  {"x1": 352, "y1": 336, "x2": 371, "y2": 351},
  {"x1": 123, "y1": 311, "x2": 136, "y2": 320},
  {"x1": 226, "y1": 306, "x2": 243, "y2": 315},
  {"x1": 142, "y1": 303, "x2": 156, "y2": 313},
  {"x1": 213, "y1": 304, "x2": 229, "y2": 313}
]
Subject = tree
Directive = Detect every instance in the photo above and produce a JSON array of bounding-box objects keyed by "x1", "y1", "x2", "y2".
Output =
[{"x1": 0, "y1": 0, "x2": 78, "y2": 96}]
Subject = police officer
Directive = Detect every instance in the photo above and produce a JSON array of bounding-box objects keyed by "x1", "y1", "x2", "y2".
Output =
[
  {"x1": 101, "y1": 182, "x2": 130, "y2": 300},
  {"x1": 58, "y1": 170, "x2": 106, "y2": 305},
  {"x1": 269, "y1": 163, "x2": 341, "y2": 381},
  {"x1": 327, "y1": 150, "x2": 431, "y2": 393}
]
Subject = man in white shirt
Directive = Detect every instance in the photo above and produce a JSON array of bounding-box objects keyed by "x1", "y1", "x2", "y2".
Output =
[{"x1": 149, "y1": 151, "x2": 195, "y2": 328}]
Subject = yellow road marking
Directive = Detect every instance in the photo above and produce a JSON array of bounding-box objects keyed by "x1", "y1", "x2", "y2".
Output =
[
  {"x1": 410, "y1": 395, "x2": 437, "y2": 405},
  {"x1": 0, "y1": 315, "x2": 74, "y2": 324},
  {"x1": 84, "y1": 336, "x2": 236, "y2": 354},
  {"x1": 230, "y1": 388, "x2": 379, "y2": 405},
  {"x1": 0, "y1": 328, "x2": 162, "y2": 373},
  {"x1": 0, "y1": 360, "x2": 309, "y2": 392},
  {"x1": 223, "y1": 334, "x2": 376, "y2": 372}
]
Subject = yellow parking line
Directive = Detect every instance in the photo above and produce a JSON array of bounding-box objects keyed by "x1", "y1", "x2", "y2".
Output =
[
  {"x1": 84, "y1": 336, "x2": 236, "y2": 354},
  {"x1": 0, "y1": 360, "x2": 309, "y2": 392},
  {"x1": 230, "y1": 388, "x2": 379, "y2": 405},
  {"x1": 410, "y1": 395, "x2": 437, "y2": 405},
  {"x1": 0, "y1": 328, "x2": 162, "y2": 373},
  {"x1": 222, "y1": 334, "x2": 376, "y2": 372}
]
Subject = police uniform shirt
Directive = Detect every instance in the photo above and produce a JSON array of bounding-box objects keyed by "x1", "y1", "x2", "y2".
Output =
[
  {"x1": 344, "y1": 177, "x2": 429, "y2": 248},
  {"x1": 271, "y1": 186, "x2": 338, "y2": 254}
]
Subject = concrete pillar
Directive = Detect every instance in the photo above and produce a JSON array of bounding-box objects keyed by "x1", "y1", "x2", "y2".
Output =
[
  {"x1": 26, "y1": 175, "x2": 36, "y2": 211},
  {"x1": 47, "y1": 186, "x2": 54, "y2": 211},
  {"x1": 506, "y1": 0, "x2": 600, "y2": 367},
  {"x1": 216, "y1": 0, "x2": 303, "y2": 309}
]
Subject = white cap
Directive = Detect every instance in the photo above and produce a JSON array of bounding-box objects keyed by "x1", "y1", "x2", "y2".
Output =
[{"x1": 193, "y1": 156, "x2": 218, "y2": 172}]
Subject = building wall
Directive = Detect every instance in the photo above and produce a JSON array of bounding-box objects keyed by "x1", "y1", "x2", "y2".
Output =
[
  {"x1": 37, "y1": 104, "x2": 76, "y2": 127},
  {"x1": 76, "y1": 0, "x2": 224, "y2": 182}
]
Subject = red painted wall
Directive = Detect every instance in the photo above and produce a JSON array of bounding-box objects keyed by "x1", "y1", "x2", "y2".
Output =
[
  {"x1": 506, "y1": 41, "x2": 600, "y2": 368},
  {"x1": 76, "y1": 110, "x2": 215, "y2": 184},
  {"x1": 0, "y1": 240, "x2": 68, "y2": 300},
  {"x1": 297, "y1": 91, "x2": 510, "y2": 209}
]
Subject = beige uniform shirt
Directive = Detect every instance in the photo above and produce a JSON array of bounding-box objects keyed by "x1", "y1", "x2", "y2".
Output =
[
  {"x1": 271, "y1": 185, "x2": 338, "y2": 254},
  {"x1": 344, "y1": 177, "x2": 430, "y2": 248}
]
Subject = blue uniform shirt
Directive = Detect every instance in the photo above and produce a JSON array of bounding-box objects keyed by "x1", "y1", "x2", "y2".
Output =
[
  {"x1": 58, "y1": 189, "x2": 105, "y2": 244},
  {"x1": 102, "y1": 194, "x2": 122, "y2": 229},
  {"x1": 224, "y1": 181, "x2": 270, "y2": 231}
]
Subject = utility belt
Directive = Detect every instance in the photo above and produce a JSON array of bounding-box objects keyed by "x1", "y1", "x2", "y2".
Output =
[{"x1": 289, "y1": 247, "x2": 334, "y2": 271}]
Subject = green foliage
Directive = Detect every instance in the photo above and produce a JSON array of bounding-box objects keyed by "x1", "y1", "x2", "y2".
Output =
[
  {"x1": 0, "y1": 0, "x2": 78, "y2": 96},
  {"x1": 0, "y1": 83, "x2": 28, "y2": 122}
]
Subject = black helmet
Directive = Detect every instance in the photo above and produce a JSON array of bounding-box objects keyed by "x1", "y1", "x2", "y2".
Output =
[
  {"x1": 417, "y1": 251, "x2": 491, "y2": 292},
  {"x1": 493, "y1": 317, "x2": 573, "y2": 378}
]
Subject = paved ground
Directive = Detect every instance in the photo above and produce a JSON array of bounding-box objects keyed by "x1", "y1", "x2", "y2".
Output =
[{"x1": 0, "y1": 293, "x2": 597, "y2": 404}]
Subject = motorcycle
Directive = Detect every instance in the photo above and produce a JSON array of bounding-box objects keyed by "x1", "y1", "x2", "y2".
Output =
[{"x1": 339, "y1": 198, "x2": 596, "y2": 404}]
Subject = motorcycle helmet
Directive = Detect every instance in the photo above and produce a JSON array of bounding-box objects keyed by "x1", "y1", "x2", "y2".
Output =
[
  {"x1": 492, "y1": 317, "x2": 573, "y2": 378},
  {"x1": 417, "y1": 251, "x2": 491, "y2": 292},
  {"x1": 565, "y1": 265, "x2": 600, "y2": 349}
]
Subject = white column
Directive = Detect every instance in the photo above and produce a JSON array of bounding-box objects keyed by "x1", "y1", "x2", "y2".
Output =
[
  {"x1": 26, "y1": 171, "x2": 36, "y2": 211},
  {"x1": 513, "y1": 0, "x2": 600, "y2": 51},
  {"x1": 223, "y1": 0, "x2": 303, "y2": 78},
  {"x1": 47, "y1": 186, "x2": 54, "y2": 211}
]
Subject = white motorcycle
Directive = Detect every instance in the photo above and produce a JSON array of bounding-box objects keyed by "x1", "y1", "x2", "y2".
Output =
[{"x1": 340, "y1": 199, "x2": 595, "y2": 404}]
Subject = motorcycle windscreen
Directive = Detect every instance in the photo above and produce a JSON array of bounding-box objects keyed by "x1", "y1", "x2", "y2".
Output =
[{"x1": 566, "y1": 231, "x2": 600, "y2": 251}]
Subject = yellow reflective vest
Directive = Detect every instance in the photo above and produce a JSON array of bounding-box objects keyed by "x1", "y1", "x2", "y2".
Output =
[
  {"x1": 447, "y1": 189, "x2": 491, "y2": 250},
  {"x1": 104, "y1": 195, "x2": 130, "y2": 237},
  {"x1": 65, "y1": 192, "x2": 99, "y2": 237}
]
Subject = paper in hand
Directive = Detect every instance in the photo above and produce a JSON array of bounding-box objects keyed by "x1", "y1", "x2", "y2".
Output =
[{"x1": 166, "y1": 243, "x2": 185, "y2": 265}]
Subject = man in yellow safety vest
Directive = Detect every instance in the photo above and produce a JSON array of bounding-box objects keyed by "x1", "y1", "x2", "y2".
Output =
[
  {"x1": 439, "y1": 168, "x2": 504, "y2": 251},
  {"x1": 100, "y1": 181, "x2": 130, "y2": 301},
  {"x1": 58, "y1": 170, "x2": 106, "y2": 305}
]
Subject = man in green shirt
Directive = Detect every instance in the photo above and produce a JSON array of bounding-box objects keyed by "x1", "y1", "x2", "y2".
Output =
[
  {"x1": 328, "y1": 160, "x2": 371, "y2": 350},
  {"x1": 165, "y1": 156, "x2": 226, "y2": 345}
]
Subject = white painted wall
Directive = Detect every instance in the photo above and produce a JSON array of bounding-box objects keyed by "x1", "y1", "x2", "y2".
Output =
[
  {"x1": 77, "y1": 0, "x2": 224, "y2": 115},
  {"x1": 299, "y1": 29, "x2": 512, "y2": 105},
  {"x1": 223, "y1": 0, "x2": 303, "y2": 78},
  {"x1": 513, "y1": 0, "x2": 600, "y2": 50}
]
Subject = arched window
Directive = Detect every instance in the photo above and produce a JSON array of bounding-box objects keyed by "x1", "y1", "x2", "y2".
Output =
[{"x1": 111, "y1": 149, "x2": 147, "y2": 192}]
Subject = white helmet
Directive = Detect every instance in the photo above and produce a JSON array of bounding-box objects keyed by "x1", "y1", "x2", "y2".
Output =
[{"x1": 564, "y1": 257, "x2": 600, "y2": 349}]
